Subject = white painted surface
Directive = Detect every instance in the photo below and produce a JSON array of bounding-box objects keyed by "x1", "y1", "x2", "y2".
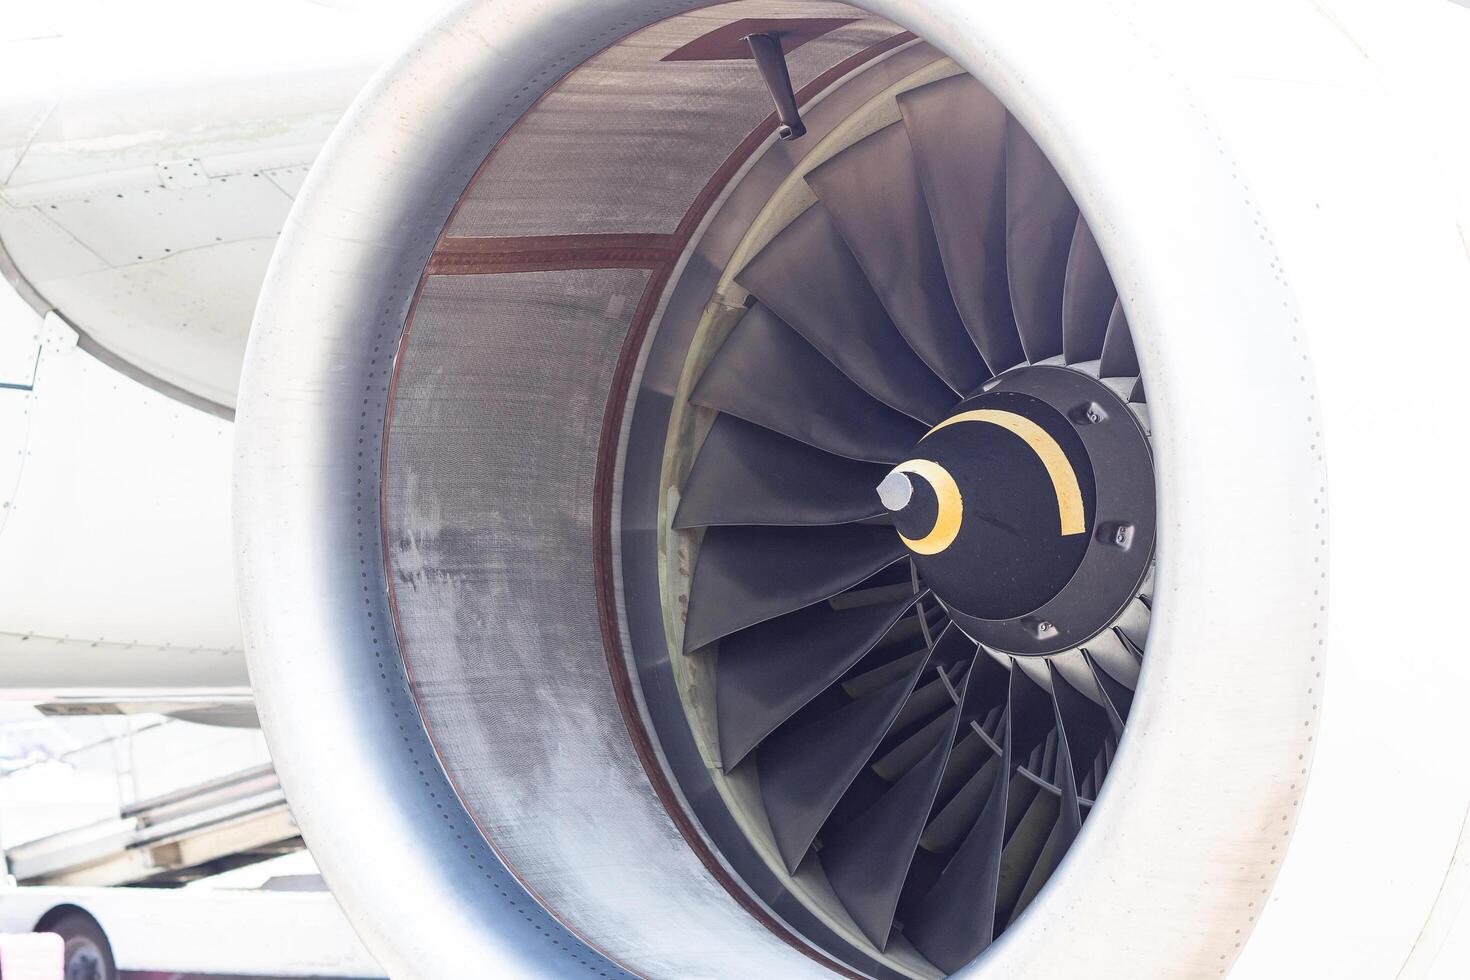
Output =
[
  {"x1": 0, "y1": 0, "x2": 446, "y2": 407},
  {"x1": 0, "y1": 886, "x2": 383, "y2": 977},
  {"x1": 0, "y1": 284, "x2": 41, "y2": 389},
  {"x1": 0, "y1": 931, "x2": 61, "y2": 980},
  {"x1": 1171, "y1": 3, "x2": 1470, "y2": 978},
  {"x1": 238, "y1": 0, "x2": 1470, "y2": 975},
  {"x1": 855, "y1": 2, "x2": 1470, "y2": 975},
  {"x1": 0, "y1": 292, "x2": 247, "y2": 700}
]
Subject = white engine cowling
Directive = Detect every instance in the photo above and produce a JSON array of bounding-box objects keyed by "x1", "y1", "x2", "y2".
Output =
[{"x1": 235, "y1": 1, "x2": 1470, "y2": 977}]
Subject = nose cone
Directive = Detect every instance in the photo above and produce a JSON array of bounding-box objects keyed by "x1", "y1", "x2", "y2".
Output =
[{"x1": 876, "y1": 470, "x2": 913, "y2": 513}]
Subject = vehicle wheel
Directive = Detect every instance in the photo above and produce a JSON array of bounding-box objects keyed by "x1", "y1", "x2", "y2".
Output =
[{"x1": 45, "y1": 911, "x2": 117, "y2": 980}]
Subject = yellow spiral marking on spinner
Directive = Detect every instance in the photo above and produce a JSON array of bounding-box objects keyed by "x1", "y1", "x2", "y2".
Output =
[
  {"x1": 892, "y1": 459, "x2": 963, "y2": 555},
  {"x1": 924, "y1": 409, "x2": 1087, "y2": 536}
]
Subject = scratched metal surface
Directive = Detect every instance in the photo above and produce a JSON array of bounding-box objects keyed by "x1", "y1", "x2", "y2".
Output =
[
  {"x1": 380, "y1": 5, "x2": 922, "y2": 974},
  {"x1": 383, "y1": 270, "x2": 836, "y2": 977},
  {"x1": 445, "y1": 0, "x2": 897, "y2": 238}
]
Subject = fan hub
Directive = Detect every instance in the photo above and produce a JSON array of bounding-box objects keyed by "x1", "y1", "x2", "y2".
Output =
[
  {"x1": 884, "y1": 366, "x2": 1154, "y2": 656},
  {"x1": 885, "y1": 389, "x2": 1097, "y2": 620}
]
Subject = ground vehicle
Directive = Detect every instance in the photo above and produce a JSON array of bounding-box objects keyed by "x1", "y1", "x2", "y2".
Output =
[
  {"x1": 0, "y1": 713, "x2": 381, "y2": 979},
  {"x1": 0, "y1": 884, "x2": 382, "y2": 980}
]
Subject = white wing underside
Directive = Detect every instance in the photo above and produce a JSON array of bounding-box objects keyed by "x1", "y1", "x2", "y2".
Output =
[{"x1": 0, "y1": 0, "x2": 436, "y2": 410}]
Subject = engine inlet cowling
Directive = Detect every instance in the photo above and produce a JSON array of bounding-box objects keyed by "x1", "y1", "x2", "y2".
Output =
[{"x1": 233, "y1": 0, "x2": 1444, "y2": 978}]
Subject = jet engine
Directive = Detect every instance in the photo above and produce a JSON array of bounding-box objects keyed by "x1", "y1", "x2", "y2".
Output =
[{"x1": 234, "y1": 0, "x2": 1470, "y2": 977}]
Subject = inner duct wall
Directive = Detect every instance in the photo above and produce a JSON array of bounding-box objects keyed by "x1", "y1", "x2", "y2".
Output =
[{"x1": 382, "y1": 3, "x2": 908, "y2": 976}]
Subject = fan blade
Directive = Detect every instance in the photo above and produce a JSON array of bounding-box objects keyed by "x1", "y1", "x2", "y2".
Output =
[
  {"x1": 758, "y1": 650, "x2": 933, "y2": 872},
  {"x1": 874, "y1": 634, "x2": 986, "y2": 778},
  {"x1": 886, "y1": 668, "x2": 960, "y2": 741},
  {"x1": 684, "y1": 524, "x2": 906, "y2": 652},
  {"x1": 918, "y1": 650, "x2": 1007, "y2": 847},
  {"x1": 1130, "y1": 402, "x2": 1152, "y2": 436},
  {"x1": 1084, "y1": 738, "x2": 1115, "y2": 802},
  {"x1": 1083, "y1": 626, "x2": 1142, "y2": 691},
  {"x1": 1131, "y1": 377, "x2": 1146, "y2": 403},
  {"x1": 1114, "y1": 598, "x2": 1150, "y2": 654},
  {"x1": 998, "y1": 665, "x2": 1102, "y2": 926},
  {"x1": 993, "y1": 774, "x2": 1060, "y2": 928},
  {"x1": 1049, "y1": 663, "x2": 1113, "y2": 794},
  {"x1": 1003, "y1": 769, "x2": 1043, "y2": 842},
  {"x1": 1009, "y1": 798, "x2": 1076, "y2": 926},
  {"x1": 1099, "y1": 297, "x2": 1140, "y2": 378},
  {"x1": 716, "y1": 593, "x2": 923, "y2": 768},
  {"x1": 933, "y1": 723, "x2": 995, "y2": 797},
  {"x1": 920, "y1": 747, "x2": 1003, "y2": 853},
  {"x1": 806, "y1": 123, "x2": 988, "y2": 396},
  {"x1": 822, "y1": 698, "x2": 966, "y2": 949},
  {"x1": 897, "y1": 74, "x2": 1026, "y2": 374},
  {"x1": 1060, "y1": 216, "x2": 1116, "y2": 364},
  {"x1": 1037, "y1": 729, "x2": 1058, "y2": 784},
  {"x1": 736, "y1": 205, "x2": 954, "y2": 423},
  {"x1": 1007, "y1": 658, "x2": 1057, "y2": 761},
  {"x1": 1013, "y1": 669, "x2": 1102, "y2": 921},
  {"x1": 690, "y1": 303, "x2": 925, "y2": 464},
  {"x1": 872, "y1": 706, "x2": 953, "y2": 782},
  {"x1": 828, "y1": 567, "x2": 920, "y2": 612},
  {"x1": 905, "y1": 666, "x2": 1015, "y2": 971},
  {"x1": 674, "y1": 414, "x2": 889, "y2": 529},
  {"x1": 1005, "y1": 114, "x2": 1078, "y2": 363},
  {"x1": 958, "y1": 646, "x2": 1014, "y2": 729},
  {"x1": 1084, "y1": 649, "x2": 1134, "y2": 734},
  {"x1": 843, "y1": 647, "x2": 927, "y2": 700}
]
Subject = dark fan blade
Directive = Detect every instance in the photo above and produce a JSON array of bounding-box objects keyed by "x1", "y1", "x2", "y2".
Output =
[
  {"x1": 874, "y1": 629, "x2": 982, "y2": 780},
  {"x1": 917, "y1": 647, "x2": 1008, "y2": 848},
  {"x1": 1131, "y1": 377, "x2": 1146, "y2": 403},
  {"x1": 822, "y1": 695, "x2": 966, "y2": 949},
  {"x1": 674, "y1": 414, "x2": 889, "y2": 529},
  {"x1": 921, "y1": 748, "x2": 1003, "y2": 853},
  {"x1": 1015, "y1": 685, "x2": 1098, "y2": 915},
  {"x1": 829, "y1": 574, "x2": 919, "y2": 612},
  {"x1": 1001, "y1": 664, "x2": 1097, "y2": 925},
  {"x1": 736, "y1": 205, "x2": 954, "y2": 423},
  {"x1": 1060, "y1": 216, "x2": 1116, "y2": 364},
  {"x1": 905, "y1": 667, "x2": 1015, "y2": 971},
  {"x1": 843, "y1": 648, "x2": 927, "y2": 700},
  {"x1": 1081, "y1": 624, "x2": 1142, "y2": 692},
  {"x1": 956, "y1": 646, "x2": 1013, "y2": 729},
  {"x1": 1084, "y1": 649, "x2": 1134, "y2": 735},
  {"x1": 759, "y1": 650, "x2": 932, "y2": 872},
  {"x1": 716, "y1": 593, "x2": 922, "y2": 768},
  {"x1": 873, "y1": 706, "x2": 953, "y2": 781},
  {"x1": 1009, "y1": 797, "x2": 1076, "y2": 926},
  {"x1": 1007, "y1": 659, "x2": 1057, "y2": 761},
  {"x1": 806, "y1": 123, "x2": 988, "y2": 396},
  {"x1": 684, "y1": 524, "x2": 905, "y2": 651},
  {"x1": 1099, "y1": 297, "x2": 1140, "y2": 378},
  {"x1": 1005, "y1": 114, "x2": 1078, "y2": 363},
  {"x1": 886, "y1": 668, "x2": 960, "y2": 740},
  {"x1": 1003, "y1": 769, "x2": 1043, "y2": 842},
  {"x1": 1049, "y1": 663, "x2": 1112, "y2": 795},
  {"x1": 897, "y1": 74, "x2": 1025, "y2": 375},
  {"x1": 993, "y1": 775, "x2": 1060, "y2": 928},
  {"x1": 690, "y1": 303, "x2": 925, "y2": 464}
]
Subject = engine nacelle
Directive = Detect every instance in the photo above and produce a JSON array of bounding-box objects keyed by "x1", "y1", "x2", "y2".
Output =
[{"x1": 235, "y1": 1, "x2": 1470, "y2": 977}]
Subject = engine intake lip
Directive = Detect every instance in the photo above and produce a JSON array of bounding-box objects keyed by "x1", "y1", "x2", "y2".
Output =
[{"x1": 233, "y1": 0, "x2": 1338, "y2": 977}]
